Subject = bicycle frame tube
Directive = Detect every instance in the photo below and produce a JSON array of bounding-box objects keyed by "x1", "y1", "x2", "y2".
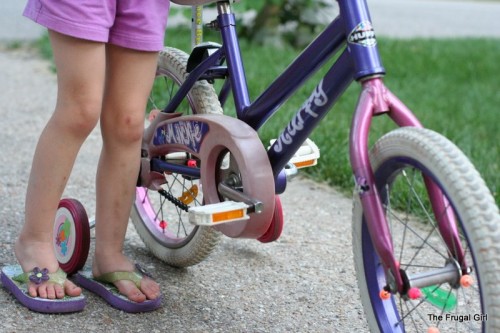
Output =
[
  {"x1": 161, "y1": 47, "x2": 225, "y2": 115},
  {"x1": 241, "y1": 18, "x2": 347, "y2": 129},
  {"x1": 217, "y1": 5, "x2": 251, "y2": 113},
  {"x1": 337, "y1": 0, "x2": 385, "y2": 79},
  {"x1": 215, "y1": 6, "x2": 348, "y2": 130},
  {"x1": 267, "y1": 50, "x2": 354, "y2": 176}
]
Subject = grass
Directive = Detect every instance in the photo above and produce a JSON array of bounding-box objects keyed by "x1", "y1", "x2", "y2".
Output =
[{"x1": 35, "y1": 29, "x2": 500, "y2": 205}]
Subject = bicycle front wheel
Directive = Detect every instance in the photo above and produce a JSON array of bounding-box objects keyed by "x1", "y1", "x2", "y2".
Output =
[
  {"x1": 353, "y1": 127, "x2": 500, "y2": 332},
  {"x1": 131, "y1": 47, "x2": 223, "y2": 268}
]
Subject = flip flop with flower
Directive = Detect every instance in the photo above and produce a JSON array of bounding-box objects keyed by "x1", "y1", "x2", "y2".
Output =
[{"x1": 0, "y1": 265, "x2": 86, "y2": 313}]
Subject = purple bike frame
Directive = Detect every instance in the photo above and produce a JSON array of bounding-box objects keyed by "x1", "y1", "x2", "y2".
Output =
[{"x1": 161, "y1": 0, "x2": 465, "y2": 293}]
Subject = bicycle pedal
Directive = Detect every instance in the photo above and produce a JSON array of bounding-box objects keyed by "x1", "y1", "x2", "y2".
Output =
[
  {"x1": 270, "y1": 138, "x2": 320, "y2": 169},
  {"x1": 188, "y1": 201, "x2": 250, "y2": 226}
]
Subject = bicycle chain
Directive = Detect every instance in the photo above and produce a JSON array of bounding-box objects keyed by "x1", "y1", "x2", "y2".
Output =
[{"x1": 158, "y1": 189, "x2": 189, "y2": 212}]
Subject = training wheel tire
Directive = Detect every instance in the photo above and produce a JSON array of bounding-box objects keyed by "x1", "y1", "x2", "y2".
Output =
[
  {"x1": 258, "y1": 195, "x2": 284, "y2": 243},
  {"x1": 53, "y1": 198, "x2": 91, "y2": 275}
]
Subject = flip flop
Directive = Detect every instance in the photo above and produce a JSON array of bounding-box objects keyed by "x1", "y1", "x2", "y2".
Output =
[
  {"x1": 0, "y1": 265, "x2": 86, "y2": 313},
  {"x1": 73, "y1": 264, "x2": 162, "y2": 313}
]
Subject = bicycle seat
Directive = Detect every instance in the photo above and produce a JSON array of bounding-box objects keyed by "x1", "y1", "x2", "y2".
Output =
[{"x1": 170, "y1": 0, "x2": 239, "y2": 5}]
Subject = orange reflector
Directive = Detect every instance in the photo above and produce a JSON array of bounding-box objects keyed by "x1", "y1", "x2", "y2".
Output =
[
  {"x1": 212, "y1": 209, "x2": 245, "y2": 223},
  {"x1": 293, "y1": 159, "x2": 317, "y2": 168},
  {"x1": 178, "y1": 185, "x2": 198, "y2": 205}
]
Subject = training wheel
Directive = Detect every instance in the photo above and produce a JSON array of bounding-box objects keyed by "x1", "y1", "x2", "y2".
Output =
[
  {"x1": 258, "y1": 195, "x2": 284, "y2": 243},
  {"x1": 53, "y1": 198, "x2": 91, "y2": 275}
]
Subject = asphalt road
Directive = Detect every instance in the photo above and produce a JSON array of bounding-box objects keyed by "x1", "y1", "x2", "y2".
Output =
[{"x1": 0, "y1": 1, "x2": 499, "y2": 332}]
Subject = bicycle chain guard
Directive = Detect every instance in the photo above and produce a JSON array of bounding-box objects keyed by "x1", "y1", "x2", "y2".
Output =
[{"x1": 142, "y1": 113, "x2": 276, "y2": 239}]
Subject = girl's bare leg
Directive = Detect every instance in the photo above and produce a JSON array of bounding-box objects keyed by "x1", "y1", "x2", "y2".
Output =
[
  {"x1": 92, "y1": 44, "x2": 160, "y2": 303},
  {"x1": 14, "y1": 30, "x2": 105, "y2": 299}
]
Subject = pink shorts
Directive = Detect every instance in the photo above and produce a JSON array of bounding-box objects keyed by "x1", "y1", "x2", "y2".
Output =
[{"x1": 23, "y1": 0, "x2": 170, "y2": 51}]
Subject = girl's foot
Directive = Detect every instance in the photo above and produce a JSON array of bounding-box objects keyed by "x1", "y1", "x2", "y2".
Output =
[
  {"x1": 92, "y1": 253, "x2": 160, "y2": 303},
  {"x1": 14, "y1": 236, "x2": 82, "y2": 299}
]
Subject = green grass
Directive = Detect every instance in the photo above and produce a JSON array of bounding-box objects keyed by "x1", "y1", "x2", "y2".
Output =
[{"x1": 36, "y1": 29, "x2": 500, "y2": 205}]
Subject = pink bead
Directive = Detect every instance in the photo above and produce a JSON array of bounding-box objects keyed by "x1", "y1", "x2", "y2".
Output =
[{"x1": 408, "y1": 287, "x2": 422, "y2": 300}]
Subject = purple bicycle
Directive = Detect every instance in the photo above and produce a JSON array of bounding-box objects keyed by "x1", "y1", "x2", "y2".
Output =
[{"x1": 56, "y1": 0, "x2": 499, "y2": 331}]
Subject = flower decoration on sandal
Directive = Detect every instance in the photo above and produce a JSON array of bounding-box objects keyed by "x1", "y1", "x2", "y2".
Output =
[{"x1": 29, "y1": 267, "x2": 50, "y2": 285}]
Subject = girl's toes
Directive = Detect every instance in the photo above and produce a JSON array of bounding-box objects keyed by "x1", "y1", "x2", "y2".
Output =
[
  {"x1": 28, "y1": 284, "x2": 38, "y2": 298},
  {"x1": 126, "y1": 287, "x2": 147, "y2": 303},
  {"x1": 116, "y1": 281, "x2": 147, "y2": 303},
  {"x1": 54, "y1": 284, "x2": 65, "y2": 299},
  {"x1": 46, "y1": 284, "x2": 57, "y2": 299},
  {"x1": 37, "y1": 284, "x2": 48, "y2": 299},
  {"x1": 141, "y1": 278, "x2": 160, "y2": 300},
  {"x1": 64, "y1": 280, "x2": 82, "y2": 297}
]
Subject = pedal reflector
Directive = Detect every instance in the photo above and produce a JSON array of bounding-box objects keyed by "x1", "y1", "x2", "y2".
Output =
[
  {"x1": 290, "y1": 138, "x2": 320, "y2": 169},
  {"x1": 269, "y1": 138, "x2": 320, "y2": 169},
  {"x1": 189, "y1": 201, "x2": 250, "y2": 226},
  {"x1": 293, "y1": 159, "x2": 317, "y2": 168}
]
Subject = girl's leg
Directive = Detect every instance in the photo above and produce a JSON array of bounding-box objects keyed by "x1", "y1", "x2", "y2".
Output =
[
  {"x1": 14, "y1": 30, "x2": 105, "y2": 299},
  {"x1": 92, "y1": 44, "x2": 160, "y2": 302}
]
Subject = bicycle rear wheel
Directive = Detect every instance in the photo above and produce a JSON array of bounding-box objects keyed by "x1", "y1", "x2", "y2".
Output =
[
  {"x1": 353, "y1": 127, "x2": 500, "y2": 332},
  {"x1": 130, "y1": 47, "x2": 223, "y2": 267}
]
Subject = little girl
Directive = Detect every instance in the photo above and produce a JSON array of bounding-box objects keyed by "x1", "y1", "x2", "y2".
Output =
[{"x1": 1, "y1": 0, "x2": 170, "y2": 313}]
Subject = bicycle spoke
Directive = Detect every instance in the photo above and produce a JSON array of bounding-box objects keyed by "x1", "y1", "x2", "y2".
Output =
[{"x1": 387, "y1": 209, "x2": 448, "y2": 264}]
